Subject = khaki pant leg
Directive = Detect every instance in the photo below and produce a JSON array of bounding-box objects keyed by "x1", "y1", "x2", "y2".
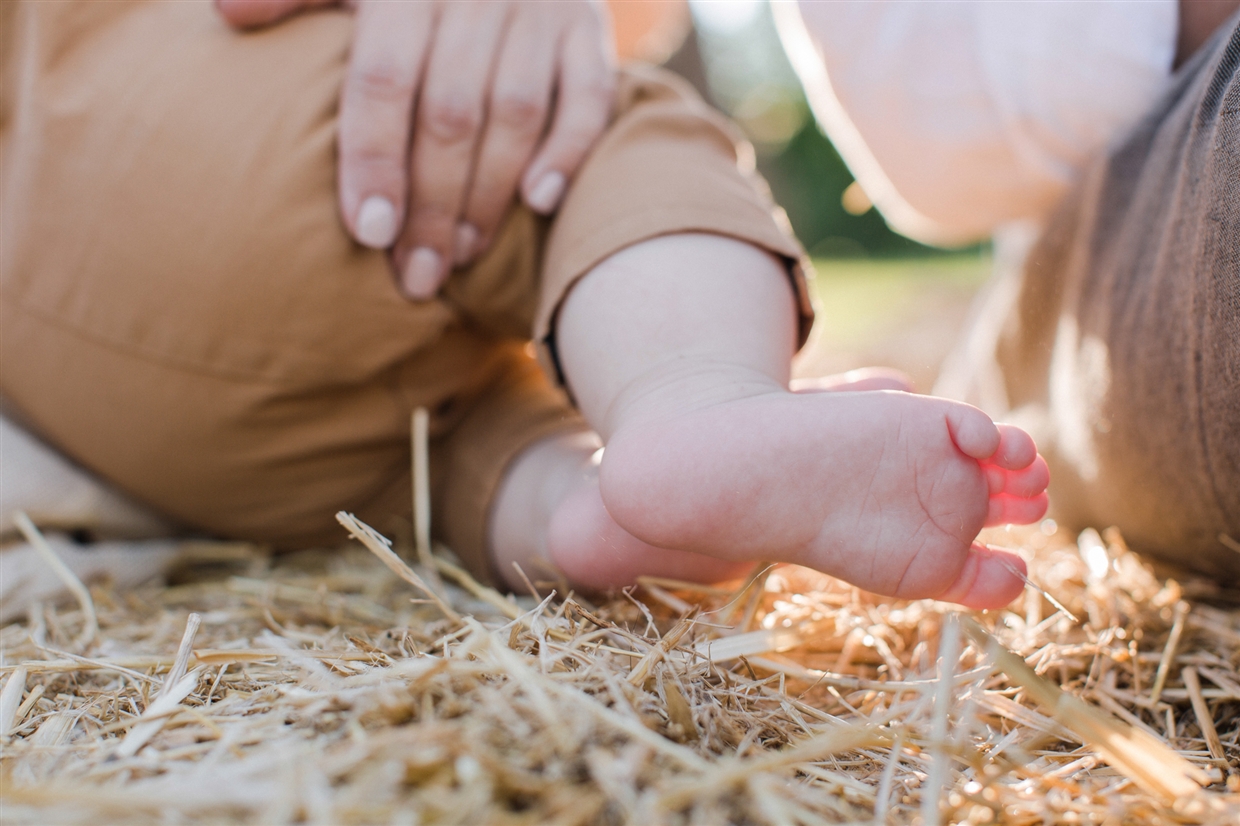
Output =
[
  {"x1": 0, "y1": 0, "x2": 560, "y2": 550},
  {"x1": 938, "y1": 14, "x2": 1240, "y2": 581}
]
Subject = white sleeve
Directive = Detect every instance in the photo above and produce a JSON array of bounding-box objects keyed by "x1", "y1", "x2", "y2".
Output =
[{"x1": 777, "y1": 0, "x2": 1178, "y2": 245}]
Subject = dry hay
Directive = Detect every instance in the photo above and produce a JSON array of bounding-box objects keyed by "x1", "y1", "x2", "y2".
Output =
[{"x1": 2, "y1": 516, "x2": 1240, "y2": 824}]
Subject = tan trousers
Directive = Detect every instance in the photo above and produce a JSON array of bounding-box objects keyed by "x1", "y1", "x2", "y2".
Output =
[
  {"x1": 0, "y1": 0, "x2": 810, "y2": 580},
  {"x1": 939, "y1": 13, "x2": 1240, "y2": 582}
]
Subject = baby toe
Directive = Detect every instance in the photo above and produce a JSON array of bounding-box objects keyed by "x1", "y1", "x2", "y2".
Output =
[
  {"x1": 990, "y1": 424, "x2": 1039, "y2": 469},
  {"x1": 985, "y1": 455, "x2": 1049, "y2": 498},
  {"x1": 985, "y1": 491, "x2": 1049, "y2": 526},
  {"x1": 984, "y1": 464, "x2": 1008, "y2": 495}
]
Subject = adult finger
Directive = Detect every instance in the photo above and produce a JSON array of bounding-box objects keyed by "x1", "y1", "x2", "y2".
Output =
[
  {"x1": 396, "y1": 1, "x2": 509, "y2": 298},
  {"x1": 520, "y1": 10, "x2": 616, "y2": 214},
  {"x1": 458, "y1": 7, "x2": 559, "y2": 264},
  {"x1": 337, "y1": 0, "x2": 436, "y2": 251}
]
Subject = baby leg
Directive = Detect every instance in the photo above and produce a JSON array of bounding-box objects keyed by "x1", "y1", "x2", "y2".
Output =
[{"x1": 554, "y1": 233, "x2": 1048, "y2": 609}]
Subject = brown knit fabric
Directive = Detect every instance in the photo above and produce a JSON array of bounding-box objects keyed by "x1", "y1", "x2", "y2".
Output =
[{"x1": 939, "y1": 13, "x2": 1240, "y2": 581}]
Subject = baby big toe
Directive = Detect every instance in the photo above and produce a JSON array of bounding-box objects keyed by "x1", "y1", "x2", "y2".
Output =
[{"x1": 937, "y1": 544, "x2": 1027, "y2": 610}]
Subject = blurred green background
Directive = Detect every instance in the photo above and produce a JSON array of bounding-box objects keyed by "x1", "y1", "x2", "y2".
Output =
[
  {"x1": 667, "y1": 1, "x2": 991, "y2": 389},
  {"x1": 676, "y1": 0, "x2": 955, "y2": 258}
]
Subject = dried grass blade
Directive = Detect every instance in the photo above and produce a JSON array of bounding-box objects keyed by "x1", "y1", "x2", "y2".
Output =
[
  {"x1": 694, "y1": 625, "x2": 806, "y2": 663},
  {"x1": 747, "y1": 723, "x2": 889, "y2": 774},
  {"x1": 659, "y1": 724, "x2": 885, "y2": 809},
  {"x1": 922, "y1": 612, "x2": 959, "y2": 826},
  {"x1": 111, "y1": 614, "x2": 203, "y2": 757},
  {"x1": 873, "y1": 731, "x2": 905, "y2": 825},
  {"x1": 160, "y1": 612, "x2": 201, "y2": 699},
  {"x1": 411, "y1": 407, "x2": 447, "y2": 600},
  {"x1": 28, "y1": 648, "x2": 162, "y2": 683},
  {"x1": 115, "y1": 667, "x2": 205, "y2": 758},
  {"x1": 1182, "y1": 667, "x2": 1226, "y2": 768},
  {"x1": 411, "y1": 407, "x2": 432, "y2": 563},
  {"x1": 714, "y1": 563, "x2": 774, "y2": 628},
  {"x1": 1089, "y1": 689, "x2": 1167, "y2": 741},
  {"x1": 1150, "y1": 602, "x2": 1188, "y2": 705},
  {"x1": 637, "y1": 580, "x2": 695, "y2": 615},
  {"x1": 191, "y1": 648, "x2": 381, "y2": 666},
  {"x1": 0, "y1": 666, "x2": 28, "y2": 740},
  {"x1": 661, "y1": 676, "x2": 699, "y2": 742},
  {"x1": 961, "y1": 616, "x2": 1209, "y2": 801},
  {"x1": 466, "y1": 619, "x2": 707, "y2": 769},
  {"x1": 432, "y1": 551, "x2": 521, "y2": 620},
  {"x1": 627, "y1": 614, "x2": 697, "y2": 686},
  {"x1": 1197, "y1": 666, "x2": 1240, "y2": 699},
  {"x1": 989, "y1": 544, "x2": 1079, "y2": 623},
  {"x1": 28, "y1": 710, "x2": 76, "y2": 748},
  {"x1": 12, "y1": 684, "x2": 45, "y2": 732},
  {"x1": 635, "y1": 576, "x2": 736, "y2": 597},
  {"x1": 13, "y1": 511, "x2": 97, "y2": 647},
  {"x1": 336, "y1": 512, "x2": 461, "y2": 622}
]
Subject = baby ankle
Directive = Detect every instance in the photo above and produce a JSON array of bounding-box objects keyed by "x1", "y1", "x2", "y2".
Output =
[{"x1": 602, "y1": 359, "x2": 786, "y2": 438}]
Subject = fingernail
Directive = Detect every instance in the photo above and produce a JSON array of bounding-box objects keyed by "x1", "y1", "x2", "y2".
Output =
[
  {"x1": 402, "y1": 247, "x2": 442, "y2": 299},
  {"x1": 526, "y1": 171, "x2": 566, "y2": 214},
  {"x1": 453, "y1": 223, "x2": 480, "y2": 265},
  {"x1": 355, "y1": 196, "x2": 398, "y2": 248}
]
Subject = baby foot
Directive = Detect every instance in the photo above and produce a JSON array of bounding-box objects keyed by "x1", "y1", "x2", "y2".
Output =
[
  {"x1": 507, "y1": 369, "x2": 915, "y2": 591},
  {"x1": 488, "y1": 431, "x2": 752, "y2": 592},
  {"x1": 597, "y1": 389, "x2": 1048, "y2": 609},
  {"x1": 546, "y1": 475, "x2": 755, "y2": 590}
]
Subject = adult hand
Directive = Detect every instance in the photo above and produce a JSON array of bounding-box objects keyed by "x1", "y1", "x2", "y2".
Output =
[{"x1": 216, "y1": 0, "x2": 617, "y2": 298}]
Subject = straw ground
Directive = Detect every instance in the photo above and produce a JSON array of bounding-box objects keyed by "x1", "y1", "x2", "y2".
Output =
[{"x1": 3, "y1": 511, "x2": 1240, "y2": 824}]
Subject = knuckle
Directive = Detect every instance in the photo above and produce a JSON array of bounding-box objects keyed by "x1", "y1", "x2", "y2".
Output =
[
  {"x1": 407, "y1": 201, "x2": 457, "y2": 230},
  {"x1": 421, "y1": 95, "x2": 482, "y2": 142},
  {"x1": 348, "y1": 62, "x2": 416, "y2": 103},
  {"x1": 490, "y1": 91, "x2": 546, "y2": 133},
  {"x1": 341, "y1": 147, "x2": 403, "y2": 177},
  {"x1": 340, "y1": 125, "x2": 406, "y2": 165},
  {"x1": 468, "y1": 180, "x2": 516, "y2": 212}
]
